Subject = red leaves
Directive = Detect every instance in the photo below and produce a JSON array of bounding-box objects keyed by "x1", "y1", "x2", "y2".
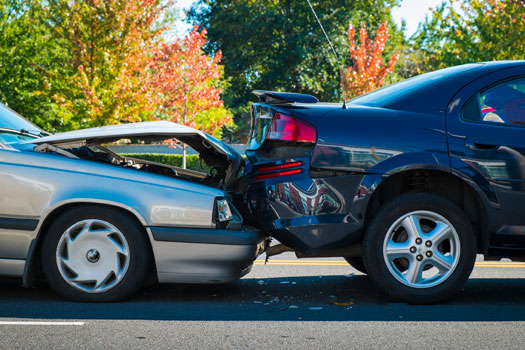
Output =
[
  {"x1": 146, "y1": 26, "x2": 231, "y2": 137},
  {"x1": 342, "y1": 21, "x2": 399, "y2": 98}
]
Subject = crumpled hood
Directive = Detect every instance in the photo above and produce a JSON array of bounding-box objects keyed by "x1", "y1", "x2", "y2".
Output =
[{"x1": 23, "y1": 121, "x2": 241, "y2": 164}]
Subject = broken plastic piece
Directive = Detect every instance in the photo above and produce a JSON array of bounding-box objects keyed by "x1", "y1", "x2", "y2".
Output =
[{"x1": 309, "y1": 307, "x2": 323, "y2": 310}]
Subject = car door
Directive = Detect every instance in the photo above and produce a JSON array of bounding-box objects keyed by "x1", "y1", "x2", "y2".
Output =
[{"x1": 446, "y1": 65, "x2": 525, "y2": 249}]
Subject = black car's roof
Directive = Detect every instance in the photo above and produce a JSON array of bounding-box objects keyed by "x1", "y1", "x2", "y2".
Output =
[{"x1": 348, "y1": 61, "x2": 525, "y2": 113}]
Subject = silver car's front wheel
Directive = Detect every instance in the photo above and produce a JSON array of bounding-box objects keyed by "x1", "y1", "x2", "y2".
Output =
[
  {"x1": 363, "y1": 192, "x2": 476, "y2": 304},
  {"x1": 42, "y1": 206, "x2": 151, "y2": 302},
  {"x1": 56, "y1": 219, "x2": 130, "y2": 294}
]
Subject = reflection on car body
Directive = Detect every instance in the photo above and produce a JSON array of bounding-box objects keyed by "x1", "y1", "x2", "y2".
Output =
[{"x1": 242, "y1": 61, "x2": 525, "y2": 303}]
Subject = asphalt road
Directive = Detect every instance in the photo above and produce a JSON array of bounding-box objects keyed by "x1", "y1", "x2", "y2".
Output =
[{"x1": 1, "y1": 253, "x2": 524, "y2": 349}]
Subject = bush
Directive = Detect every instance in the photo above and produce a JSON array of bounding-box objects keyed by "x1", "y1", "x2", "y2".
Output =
[{"x1": 120, "y1": 154, "x2": 209, "y2": 172}]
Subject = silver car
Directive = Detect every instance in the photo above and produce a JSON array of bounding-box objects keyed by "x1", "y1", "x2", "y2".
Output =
[{"x1": 0, "y1": 103, "x2": 265, "y2": 301}]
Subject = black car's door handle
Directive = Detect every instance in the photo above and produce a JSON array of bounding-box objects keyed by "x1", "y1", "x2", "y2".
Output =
[{"x1": 465, "y1": 137, "x2": 499, "y2": 151}]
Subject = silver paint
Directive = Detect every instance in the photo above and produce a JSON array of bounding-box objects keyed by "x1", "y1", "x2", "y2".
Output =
[{"x1": 0, "y1": 121, "x2": 255, "y2": 286}]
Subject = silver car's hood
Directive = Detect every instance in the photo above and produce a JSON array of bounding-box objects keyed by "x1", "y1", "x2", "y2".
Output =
[
  {"x1": 29, "y1": 121, "x2": 200, "y2": 142},
  {"x1": 24, "y1": 121, "x2": 240, "y2": 161}
]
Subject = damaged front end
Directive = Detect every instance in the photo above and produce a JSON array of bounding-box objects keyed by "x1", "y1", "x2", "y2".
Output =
[{"x1": 26, "y1": 121, "x2": 243, "y2": 191}]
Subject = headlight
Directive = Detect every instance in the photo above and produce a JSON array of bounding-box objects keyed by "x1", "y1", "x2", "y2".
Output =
[{"x1": 216, "y1": 198, "x2": 233, "y2": 222}]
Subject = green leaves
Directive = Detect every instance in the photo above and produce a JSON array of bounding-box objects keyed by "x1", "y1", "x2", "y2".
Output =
[
  {"x1": 188, "y1": 0, "x2": 402, "y2": 141},
  {"x1": 0, "y1": 0, "x2": 232, "y2": 137},
  {"x1": 414, "y1": 0, "x2": 525, "y2": 71}
]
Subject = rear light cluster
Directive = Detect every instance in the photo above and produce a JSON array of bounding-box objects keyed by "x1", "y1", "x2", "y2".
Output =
[
  {"x1": 267, "y1": 113, "x2": 316, "y2": 143},
  {"x1": 254, "y1": 161, "x2": 304, "y2": 181}
]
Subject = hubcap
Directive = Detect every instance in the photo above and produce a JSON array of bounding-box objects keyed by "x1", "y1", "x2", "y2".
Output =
[
  {"x1": 56, "y1": 219, "x2": 130, "y2": 294},
  {"x1": 86, "y1": 249, "x2": 100, "y2": 263},
  {"x1": 382, "y1": 210, "x2": 460, "y2": 289}
]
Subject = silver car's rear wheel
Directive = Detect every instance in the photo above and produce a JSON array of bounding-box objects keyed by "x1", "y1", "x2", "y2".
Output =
[
  {"x1": 56, "y1": 219, "x2": 130, "y2": 294},
  {"x1": 42, "y1": 206, "x2": 151, "y2": 302}
]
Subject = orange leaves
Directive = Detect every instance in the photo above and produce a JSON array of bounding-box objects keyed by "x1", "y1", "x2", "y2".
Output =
[
  {"x1": 147, "y1": 26, "x2": 231, "y2": 137},
  {"x1": 342, "y1": 21, "x2": 399, "y2": 98}
]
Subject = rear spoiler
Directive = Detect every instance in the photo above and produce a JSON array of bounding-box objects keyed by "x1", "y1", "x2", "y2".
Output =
[{"x1": 252, "y1": 90, "x2": 319, "y2": 105}]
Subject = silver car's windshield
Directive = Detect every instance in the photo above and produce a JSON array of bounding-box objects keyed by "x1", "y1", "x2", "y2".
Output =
[
  {"x1": 0, "y1": 103, "x2": 46, "y2": 136},
  {"x1": 0, "y1": 129, "x2": 39, "y2": 150}
]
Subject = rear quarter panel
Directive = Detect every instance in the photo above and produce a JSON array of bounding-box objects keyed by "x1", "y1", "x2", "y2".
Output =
[{"x1": 303, "y1": 106, "x2": 450, "y2": 173}]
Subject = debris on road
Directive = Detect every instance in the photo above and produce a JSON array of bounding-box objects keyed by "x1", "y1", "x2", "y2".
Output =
[{"x1": 334, "y1": 301, "x2": 354, "y2": 306}]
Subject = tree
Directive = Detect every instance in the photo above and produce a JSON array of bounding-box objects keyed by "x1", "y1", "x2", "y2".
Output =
[
  {"x1": 414, "y1": 0, "x2": 525, "y2": 71},
  {"x1": 188, "y1": 0, "x2": 403, "y2": 142},
  {"x1": 0, "y1": 1, "x2": 233, "y2": 137},
  {"x1": 342, "y1": 21, "x2": 399, "y2": 98},
  {"x1": 0, "y1": 0, "x2": 74, "y2": 131},
  {"x1": 45, "y1": 0, "x2": 170, "y2": 128},
  {"x1": 149, "y1": 26, "x2": 232, "y2": 138}
]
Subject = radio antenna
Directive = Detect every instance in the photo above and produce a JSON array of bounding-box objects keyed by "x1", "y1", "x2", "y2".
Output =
[{"x1": 305, "y1": 0, "x2": 347, "y2": 109}]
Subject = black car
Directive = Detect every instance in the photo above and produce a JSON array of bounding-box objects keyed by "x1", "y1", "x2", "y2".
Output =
[{"x1": 237, "y1": 61, "x2": 525, "y2": 303}]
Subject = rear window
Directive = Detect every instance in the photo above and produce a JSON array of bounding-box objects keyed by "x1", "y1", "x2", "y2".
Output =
[{"x1": 348, "y1": 64, "x2": 483, "y2": 107}]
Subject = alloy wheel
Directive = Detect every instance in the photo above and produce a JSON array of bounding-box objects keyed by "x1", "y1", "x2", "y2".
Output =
[{"x1": 382, "y1": 210, "x2": 460, "y2": 289}]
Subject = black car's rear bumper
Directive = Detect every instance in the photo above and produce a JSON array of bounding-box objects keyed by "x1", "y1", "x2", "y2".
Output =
[{"x1": 243, "y1": 168, "x2": 370, "y2": 254}]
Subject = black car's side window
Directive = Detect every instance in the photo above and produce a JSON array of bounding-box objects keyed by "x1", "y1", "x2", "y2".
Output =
[{"x1": 462, "y1": 78, "x2": 525, "y2": 126}]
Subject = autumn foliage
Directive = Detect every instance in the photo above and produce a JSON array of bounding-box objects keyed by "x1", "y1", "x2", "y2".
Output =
[
  {"x1": 18, "y1": 0, "x2": 231, "y2": 137},
  {"x1": 149, "y1": 26, "x2": 232, "y2": 137},
  {"x1": 342, "y1": 21, "x2": 399, "y2": 98}
]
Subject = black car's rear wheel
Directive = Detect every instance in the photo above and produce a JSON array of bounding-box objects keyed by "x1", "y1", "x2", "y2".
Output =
[
  {"x1": 42, "y1": 206, "x2": 151, "y2": 302},
  {"x1": 363, "y1": 192, "x2": 476, "y2": 304}
]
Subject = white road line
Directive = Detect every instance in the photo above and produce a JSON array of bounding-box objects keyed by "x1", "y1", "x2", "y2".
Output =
[{"x1": 0, "y1": 321, "x2": 84, "y2": 326}]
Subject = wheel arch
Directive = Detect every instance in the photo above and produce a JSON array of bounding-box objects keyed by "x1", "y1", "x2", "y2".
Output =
[
  {"x1": 23, "y1": 201, "x2": 156, "y2": 287},
  {"x1": 363, "y1": 169, "x2": 490, "y2": 254}
]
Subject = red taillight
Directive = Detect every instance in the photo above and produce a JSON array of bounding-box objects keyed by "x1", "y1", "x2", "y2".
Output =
[
  {"x1": 266, "y1": 113, "x2": 316, "y2": 143},
  {"x1": 256, "y1": 161, "x2": 304, "y2": 173},
  {"x1": 254, "y1": 161, "x2": 304, "y2": 181},
  {"x1": 254, "y1": 169, "x2": 302, "y2": 181}
]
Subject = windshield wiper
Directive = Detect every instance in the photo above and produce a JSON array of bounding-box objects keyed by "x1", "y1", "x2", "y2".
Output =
[{"x1": 19, "y1": 128, "x2": 49, "y2": 137}]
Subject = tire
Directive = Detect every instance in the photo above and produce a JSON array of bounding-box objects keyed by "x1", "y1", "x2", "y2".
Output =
[
  {"x1": 41, "y1": 206, "x2": 151, "y2": 302},
  {"x1": 344, "y1": 257, "x2": 367, "y2": 274},
  {"x1": 362, "y1": 192, "x2": 476, "y2": 304}
]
